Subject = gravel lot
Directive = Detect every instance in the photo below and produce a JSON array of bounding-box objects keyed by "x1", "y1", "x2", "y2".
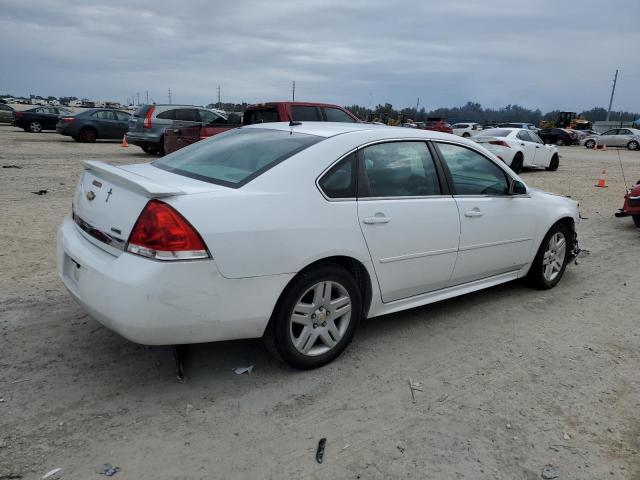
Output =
[{"x1": 1, "y1": 125, "x2": 639, "y2": 480}]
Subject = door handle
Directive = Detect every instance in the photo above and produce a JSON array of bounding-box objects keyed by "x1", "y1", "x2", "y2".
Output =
[
  {"x1": 464, "y1": 209, "x2": 484, "y2": 218},
  {"x1": 520, "y1": 143, "x2": 525, "y2": 146},
  {"x1": 363, "y1": 215, "x2": 391, "y2": 224}
]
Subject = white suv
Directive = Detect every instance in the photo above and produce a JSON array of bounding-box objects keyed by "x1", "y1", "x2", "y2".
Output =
[{"x1": 452, "y1": 122, "x2": 481, "y2": 137}]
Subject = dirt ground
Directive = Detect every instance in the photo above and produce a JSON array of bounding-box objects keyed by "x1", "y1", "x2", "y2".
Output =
[{"x1": 1, "y1": 125, "x2": 639, "y2": 480}]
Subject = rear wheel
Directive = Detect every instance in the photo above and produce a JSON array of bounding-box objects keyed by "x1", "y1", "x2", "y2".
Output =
[
  {"x1": 527, "y1": 223, "x2": 571, "y2": 289},
  {"x1": 462, "y1": 132, "x2": 471, "y2": 138},
  {"x1": 511, "y1": 153, "x2": 524, "y2": 174},
  {"x1": 141, "y1": 145, "x2": 159, "y2": 155},
  {"x1": 633, "y1": 215, "x2": 640, "y2": 228},
  {"x1": 268, "y1": 264, "x2": 361, "y2": 369},
  {"x1": 627, "y1": 140, "x2": 639, "y2": 151},
  {"x1": 585, "y1": 139, "x2": 596, "y2": 149},
  {"x1": 546, "y1": 153, "x2": 559, "y2": 171},
  {"x1": 29, "y1": 121, "x2": 42, "y2": 133},
  {"x1": 79, "y1": 127, "x2": 97, "y2": 143}
]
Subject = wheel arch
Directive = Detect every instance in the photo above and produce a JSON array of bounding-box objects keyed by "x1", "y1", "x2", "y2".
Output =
[{"x1": 267, "y1": 255, "x2": 374, "y2": 331}]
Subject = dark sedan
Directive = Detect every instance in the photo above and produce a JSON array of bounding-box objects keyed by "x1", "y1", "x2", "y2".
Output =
[
  {"x1": 13, "y1": 106, "x2": 73, "y2": 132},
  {"x1": 538, "y1": 128, "x2": 579, "y2": 146},
  {"x1": 56, "y1": 108, "x2": 131, "y2": 142}
]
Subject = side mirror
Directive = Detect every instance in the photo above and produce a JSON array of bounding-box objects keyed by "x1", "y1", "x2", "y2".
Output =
[{"x1": 509, "y1": 180, "x2": 527, "y2": 195}]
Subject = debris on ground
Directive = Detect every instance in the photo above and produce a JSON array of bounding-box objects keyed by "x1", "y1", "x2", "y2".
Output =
[
  {"x1": 397, "y1": 445, "x2": 406, "y2": 454},
  {"x1": 0, "y1": 473, "x2": 23, "y2": 479},
  {"x1": 31, "y1": 190, "x2": 47, "y2": 195},
  {"x1": 98, "y1": 464, "x2": 120, "y2": 476},
  {"x1": 2, "y1": 165, "x2": 22, "y2": 169},
  {"x1": 408, "y1": 379, "x2": 422, "y2": 403},
  {"x1": 541, "y1": 465, "x2": 560, "y2": 479},
  {"x1": 233, "y1": 366, "x2": 254, "y2": 375},
  {"x1": 316, "y1": 438, "x2": 326, "y2": 464},
  {"x1": 185, "y1": 404, "x2": 194, "y2": 415},
  {"x1": 563, "y1": 432, "x2": 571, "y2": 440},
  {"x1": 41, "y1": 468, "x2": 62, "y2": 480}
]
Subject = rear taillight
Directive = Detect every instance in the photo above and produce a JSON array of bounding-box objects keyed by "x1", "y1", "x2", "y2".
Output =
[
  {"x1": 15, "y1": 112, "x2": 24, "y2": 118},
  {"x1": 61, "y1": 117, "x2": 75, "y2": 122},
  {"x1": 143, "y1": 106, "x2": 155, "y2": 129},
  {"x1": 489, "y1": 140, "x2": 510, "y2": 147},
  {"x1": 126, "y1": 200, "x2": 209, "y2": 261}
]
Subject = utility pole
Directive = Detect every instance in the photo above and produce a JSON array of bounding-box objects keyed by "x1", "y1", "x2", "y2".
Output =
[
  {"x1": 136, "y1": 92, "x2": 140, "y2": 105},
  {"x1": 168, "y1": 88, "x2": 172, "y2": 104},
  {"x1": 416, "y1": 97, "x2": 420, "y2": 112},
  {"x1": 606, "y1": 69, "x2": 618, "y2": 122},
  {"x1": 146, "y1": 90, "x2": 149, "y2": 104},
  {"x1": 217, "y1": 85, "x2": 221, "y2": 105},
  {"x1": 292, "y1": 81, "x2": 296, "y2": 101}
]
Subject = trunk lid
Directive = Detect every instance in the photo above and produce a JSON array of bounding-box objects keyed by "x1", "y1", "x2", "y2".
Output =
[{"x1": 72, "y1": 160, "x2": 222, "y2": 256}]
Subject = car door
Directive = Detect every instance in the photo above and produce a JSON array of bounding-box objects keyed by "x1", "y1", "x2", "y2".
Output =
[
  {"x1": 42, "y1": 107, "x2": 60, "y2": 129},
  {"x1": 92, "y1": 110, "x2": 119, "y2": 138},
  {"x1": 598, "y1": 129, "x2": 618, "y2": 146},
  {"x1": 434, "y1": 142, "x2": 535, "y2": 285},
  {"x1": 113, "y1": 111, "x2": 131, "y2": 138},
  {"x1": 529, "y1": 131, "x2": 553, "y2": 167},
  {"x1": 515, "y1": 130, "x2": 538, "y2": 167},
  {"x1": 357, "y1": 141, "x2": 460, "y2": 302},
  {"x1": 616, "y1": 129, "x2": 634, "y2": 147}
]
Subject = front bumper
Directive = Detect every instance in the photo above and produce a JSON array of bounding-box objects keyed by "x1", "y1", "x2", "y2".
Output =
[{"x1": 57, "y1": 216, "x2": 293, "y2": 345}]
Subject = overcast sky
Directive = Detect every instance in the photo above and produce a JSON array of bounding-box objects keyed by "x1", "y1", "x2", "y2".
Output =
[{"x1": 1, "y1": 0, "x2": 639, "y2": 112}]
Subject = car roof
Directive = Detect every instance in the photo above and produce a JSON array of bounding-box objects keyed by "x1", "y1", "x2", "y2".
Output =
[{"x1": 243, "y1": 121, "x2": 472, "y2": 142}]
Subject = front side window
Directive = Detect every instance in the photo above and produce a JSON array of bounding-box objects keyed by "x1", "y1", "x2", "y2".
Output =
[
  {"x1": 174, "y1": 109, "x2": 198, "y2": 122},
  {"x1": 516, "y1": 130, "x2": 532, "y2": 141},
  {"x1": 530, "y1": 132, "x2": 544, "y2": 144},
  {"x1": 244, "y1": 108, "x2": 279, "y2": 124},
  {"x1": 153, "y1": 128, "x2": 323, "y2": 187},
  {"x1": 323, "y1": 107, "x2": 357, "y2": 123},
  {"x1": 199, "y1": 109, "x2": 223, "y2": 125},
  {"x1": 361, "y1": 142, "x2": 440, "y2": 197},
  {"x1": 318, "y1": 152, "x2": 357, "y2": 198},
  {"x1": 290, "y1": 106, "x2": 321, "y2": 121},
  {"x1": 436, "y1": 143, "x2": 509, "y2": 196}
]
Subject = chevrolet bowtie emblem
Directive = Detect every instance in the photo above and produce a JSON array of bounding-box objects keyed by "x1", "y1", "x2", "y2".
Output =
[{"x1": 86, "y1": 191, "x2": 96, "y2": 201}]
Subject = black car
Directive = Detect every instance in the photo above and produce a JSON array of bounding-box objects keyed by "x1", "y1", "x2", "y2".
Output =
[
  {"x1": 56, "y1": 108, "x2": 131, "y2": 142},
  {"x1": 13, "y1": 106, "x2": 73, "y2": 132},
  {"x1": 538, "y1": 128, "x2": 578, "y2": 146}
]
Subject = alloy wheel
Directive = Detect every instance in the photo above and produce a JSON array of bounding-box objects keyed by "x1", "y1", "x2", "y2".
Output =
[
  {"x1": 30, "y1": 121, "x2": 42, "y2": 133},
  {"x1": 289, "y1": 280, "x2": 351, "y2": 356},
  {"x1": 542, "y1": 232, "x2": 566, "y2": 282}
]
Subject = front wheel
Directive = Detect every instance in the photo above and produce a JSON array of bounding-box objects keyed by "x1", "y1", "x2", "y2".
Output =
[
  {"x1": 585, "y1": 139, "x2": 596, "y2": 149},
  {"x1": 546, "y1": 154, "x2": 559, "y2": 171},
  {"x1": 268, "y1": 264, "x2": 361, "y2": 369},
  {"x1": 527, "y1": 223, "x2": 571, "y2": 289},
  {"x1": 628, "y1": 140, "x2": 639, "y2": 151}
]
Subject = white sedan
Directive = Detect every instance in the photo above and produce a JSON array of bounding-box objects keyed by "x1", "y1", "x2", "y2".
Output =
[
  {"x1": 473, "y1": 128, "x2": 559, "y2": 173},
  {"x1": 452, "y1": 122, "x2": 481, "y2": 137},
  {"x1": 57, "y1": 123, "x2": 579, "y2": 369}
]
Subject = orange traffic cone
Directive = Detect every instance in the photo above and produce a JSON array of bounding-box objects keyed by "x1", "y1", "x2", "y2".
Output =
[
  {"x1": 595, "y1": 169, "x2": 608, "y2": 188},
  {"x1": 121, "y1": 135, "x2": 128, "y2": 147}
]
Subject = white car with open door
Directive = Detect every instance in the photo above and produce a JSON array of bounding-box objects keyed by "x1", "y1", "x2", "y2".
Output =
[
  {"x1": 473, "y1": 128, "x2": 559, "y2": 173},
  {"x1": 57, "y1": 123, "x2": 579, "y2": 370},
  {"x1": 583, "y1": 128, "x2": 640, "y2": 150}
]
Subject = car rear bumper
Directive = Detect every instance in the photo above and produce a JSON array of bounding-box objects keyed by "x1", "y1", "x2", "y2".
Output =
[
  {"x1": 57, "y1": 216, "x2": 293, "y2": 345},
  {"x1": 126, "y1": 131, "x2": 162, "y2": 147}
]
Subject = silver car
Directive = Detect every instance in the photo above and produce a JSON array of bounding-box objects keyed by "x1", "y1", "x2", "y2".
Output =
[
  {"x1": 584, "y1": 128, "x2": 640, "y2": 150},
  {"x1": 126, "y1": 104, "x2": 225, "y2": 155}
]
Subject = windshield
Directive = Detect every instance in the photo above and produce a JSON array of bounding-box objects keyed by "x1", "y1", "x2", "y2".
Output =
[
  {"x1": 477, "y1": 129, "x2": 511, "y2": 137},
  {"x1": 153, "y1": 128, "x2": 323, "y2": 187}
]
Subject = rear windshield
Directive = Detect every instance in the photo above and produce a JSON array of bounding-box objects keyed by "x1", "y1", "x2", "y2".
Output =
[
  {"x1": 153, "y1": 128, "x2": 323, "y2": 187},
  {"x1": 244, "y1": 108, "x2": 279, "y2": 124},
  {"x1": 477, "y1": 129, "x2": 510, "y2": 137}
]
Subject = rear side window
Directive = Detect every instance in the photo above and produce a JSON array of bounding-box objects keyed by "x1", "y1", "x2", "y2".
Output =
[
  {"x1": 153, "y1": 128, "x2": 323, "y2": 187},
  {"x1": 92, "y1": 110, "x2": 114, "y2": 120},
  {"x1": 291, "y1": 106, "x2": 321, "y2": 121},
  {"x1": 318, "y1": 152, "x2": 357, "y2": 199},
  {"x1": 361, "y1": 142, "x2": 441, "y2": 197},
  {"x1": 323, "y1": 107, "x2": 357, "y2": 123},
  {"x1": 156, "y1": 109, "x2": 176, "y2": 120},
  {"x1": 435, "y1": 143, "x2": 509, "y2": 196},
  {"x1": 174, "y1": 109, "x2": 198, "y2": 122},
  {"x1": 244, "y1": 108, "x2": 279, "y2": 124},
  {"x1": 199, "y1": 109, "x2": 224, "y2": 125}
]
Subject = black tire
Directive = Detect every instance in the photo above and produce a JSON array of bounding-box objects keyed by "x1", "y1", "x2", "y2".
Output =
[
  {"x1": 527, "y1": 222, "x2": 571, "y2": 290},
  {"x1": 157, "y1": 136, "x2": 165, "y2": 156},
  {"x1": 511, "y1": 153, "x2": 524, "y2": 174},
  {"x1": 141, "y1": 145, "x2": 159, "y2": 155},
  {"x1": 79, "y1": 127, "x2": 97, "y2": 143},
  {"x1": 627, "y1": 140, "x2": 639, "y2": 151},
  {"x1": 546, "y1": 153, "x2": 559, "y2": 171},
  {"x1": 29, "y1": 121, "x2": 42, "y2": 133},
  {"x1": 556, "y1": 138, "x2": 564, "y2": 146},
  {"x1": 72, "y1": 136, "x2": 81, "y2": 142},
  {"x1": 633, "y1": 215, "x2": 640, "y2": 228},
  {"x1": 462, "y1": 132, "x2": 471, "y2": 138},
  {"x1": 267, "y1": 264, "x2": 362, "y2": 369},
  {"x1": 585, "y1": 139, "x2": 596, "y2": 149}
]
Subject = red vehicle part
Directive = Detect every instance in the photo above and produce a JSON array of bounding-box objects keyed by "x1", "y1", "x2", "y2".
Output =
[
  {"x1": 163, "y1": 102, "x2": 359, "y2": 155},
  {"x1": 615, "y1": 180, "x2": 640, "y2": 227},
  {"x1": 415, "y1": 118, "x2": 453, "y2": 134}
]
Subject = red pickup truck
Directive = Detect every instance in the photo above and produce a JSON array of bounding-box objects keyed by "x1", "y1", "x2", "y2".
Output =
[{"x1": 164, "y1": 101, "x2": 360, "y2": 154}]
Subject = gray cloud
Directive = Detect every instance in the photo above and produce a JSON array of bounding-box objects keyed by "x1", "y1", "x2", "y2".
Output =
[{"x1": 1, "y1": 0, "x2": 638, "y2": 112}]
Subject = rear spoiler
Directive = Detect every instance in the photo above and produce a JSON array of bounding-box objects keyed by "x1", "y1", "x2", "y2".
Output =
[{"x1": 83, "y1": 160, "x2": 185, "y2": 198}]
